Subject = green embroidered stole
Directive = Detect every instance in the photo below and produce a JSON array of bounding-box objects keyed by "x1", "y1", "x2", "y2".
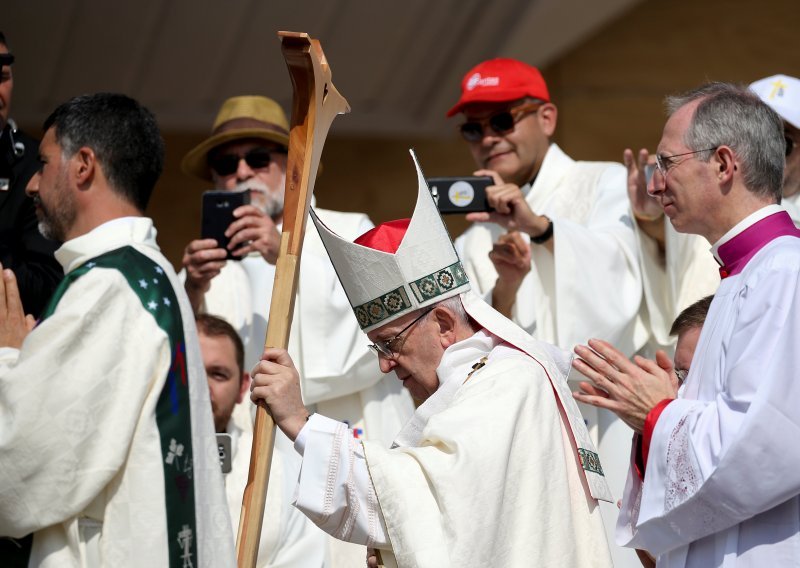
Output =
[{"x1": 2, "y1": 246, "x2": 197, "y2": 568}]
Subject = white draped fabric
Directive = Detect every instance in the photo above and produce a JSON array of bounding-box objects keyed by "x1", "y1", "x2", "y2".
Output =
[
  {"x1": 0, "y1": 218, "x2": 235, "y2": 567},
  {"x1": 293, "y1": 330, "x2": 612, "y2": 568},
  {"x1": 618, "y1": 208, "x2": 800, "y2": 567}
]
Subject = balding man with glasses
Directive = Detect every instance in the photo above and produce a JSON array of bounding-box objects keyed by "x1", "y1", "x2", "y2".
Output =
[
  {"x1": 626, "y1": 75, "x2": 800, "y2": 358},
  {"x1": 573, "y1": 82, "x2": 800, "y2": 568}
]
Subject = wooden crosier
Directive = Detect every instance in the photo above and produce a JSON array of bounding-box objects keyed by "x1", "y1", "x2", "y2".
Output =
[{"x1": 235, "y1": 31, "x2": 350, "y2": 568}]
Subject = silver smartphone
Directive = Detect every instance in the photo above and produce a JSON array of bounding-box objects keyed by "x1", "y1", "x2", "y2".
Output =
[{"x1": 216, "y1": 433, "x2": 232, "y2": 474}]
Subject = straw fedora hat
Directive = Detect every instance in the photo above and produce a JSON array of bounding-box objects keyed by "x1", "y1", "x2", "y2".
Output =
[{"x1": 181, "y1": 95, "x2": 290, "y2": 181}]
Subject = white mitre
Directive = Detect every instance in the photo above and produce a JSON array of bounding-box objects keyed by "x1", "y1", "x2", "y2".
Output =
[{"x1": 311, "y1": 150, "x2": 470, "y2": 333}]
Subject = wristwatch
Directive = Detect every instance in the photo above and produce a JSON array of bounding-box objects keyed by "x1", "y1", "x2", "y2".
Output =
[{"x1": 531, "y1": 216, "x2": 554, "y2": 244}]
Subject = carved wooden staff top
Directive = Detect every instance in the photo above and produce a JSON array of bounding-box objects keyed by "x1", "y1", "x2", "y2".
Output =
[{"x1": 236, "y1": 31, "x2": 350, "y2": 568}]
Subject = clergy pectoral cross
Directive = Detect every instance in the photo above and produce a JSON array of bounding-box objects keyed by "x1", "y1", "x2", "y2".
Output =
[{"x1": 464, "y1": 356, "x2": 489, "y2": 384}]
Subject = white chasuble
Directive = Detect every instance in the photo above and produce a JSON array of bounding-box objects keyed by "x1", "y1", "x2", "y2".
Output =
[{"x1": 293, "y1": 331, "x2": 613, "y2": 568}]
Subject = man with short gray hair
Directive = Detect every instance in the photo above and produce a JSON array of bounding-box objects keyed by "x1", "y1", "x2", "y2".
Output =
[
  {"x1": 574, "y1": 82, "x2": 800, "y2": 567},
  {"x1": 626, "y1": 75, "x2": 800, "y2": 357}
]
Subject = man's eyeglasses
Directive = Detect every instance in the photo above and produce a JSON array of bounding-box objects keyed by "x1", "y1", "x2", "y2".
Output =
[
  {"x1": 208, "y1": 147, "x2": 287, "y2": 177},
  {"x1": 675, "y1": 368, "x2": 688, "y2": 386},
  {"x1": 459, "y1": 102, "x2": 542, "y2": 143},
  {"x1": 654, "y1": 147, "x2": 718, "y2": 179},
  {"x1": 368, "y1": 308, "x2": 433, "y2": 359}
]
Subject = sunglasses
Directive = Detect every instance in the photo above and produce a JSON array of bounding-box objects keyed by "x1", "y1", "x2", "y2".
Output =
[
  {"x1": 459, "y1": 102, "x2": 542, "y2": 142},
  {"x1": 208, "y1": 147, "x2": 286, "y2": 177}
]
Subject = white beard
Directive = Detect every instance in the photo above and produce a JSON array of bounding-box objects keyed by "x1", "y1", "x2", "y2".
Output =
[{"x1": 232, "y1": 176, "x2": 285, "y2": 219}]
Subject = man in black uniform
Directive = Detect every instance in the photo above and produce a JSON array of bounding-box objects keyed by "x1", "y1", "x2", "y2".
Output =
[{"x1": 0, "y1": 31, "x2": 62, "y2": 317}]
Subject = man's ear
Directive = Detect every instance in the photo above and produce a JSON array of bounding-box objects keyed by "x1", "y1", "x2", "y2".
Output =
[
  {"x1": 538, "y1": 102, "x2": 558, "y2": 138},
  {"x1": 73, "y1": 146, "x2": 97, "y2": 188},
  {"x1": 433, "y1": 307, "x2": 458, "y2": 349},
  {"x1": 237, "y1": 372, "x2": 251, "y2": 404},
  {"x1": 715, "y1": 146, "x2": 737, "y2": 184}
]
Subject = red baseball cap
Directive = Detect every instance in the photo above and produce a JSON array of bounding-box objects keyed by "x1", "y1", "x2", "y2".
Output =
[{"x1": 446, "y1": 58, "x2": 550, "y2": 117}]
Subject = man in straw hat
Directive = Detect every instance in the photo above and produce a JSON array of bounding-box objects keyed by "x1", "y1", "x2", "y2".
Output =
[
  {"x1": 250, "y1": 151, "x2": 614, "y2": 567},
  {"x1": 180, "y1": 95, "x2": 415, "y2": 565}
]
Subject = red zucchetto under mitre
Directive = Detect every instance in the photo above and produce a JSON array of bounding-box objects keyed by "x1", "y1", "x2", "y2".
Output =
[{"x1": 354, "y1": 219, "x2": 411, "y2": 253}]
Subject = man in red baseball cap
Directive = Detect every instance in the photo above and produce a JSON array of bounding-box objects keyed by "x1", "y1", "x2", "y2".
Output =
[
  {"x1": 450, "y1": 57, "x2": 641, "y2": 352},
  {"x1": 449, "y1": 57, "x2": 645, "y2": 568}
]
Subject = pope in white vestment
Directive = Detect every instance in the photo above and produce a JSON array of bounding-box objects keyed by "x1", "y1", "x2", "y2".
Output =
[
  {"x1": 0, "y1": 218, "x2": 235, "y2": 567},
  {"x1": 251, "y1": 152, "x2": 615, "y2": 568},
  {"x1": 618, "y1": 206, "x2": 800, "y2": 567}
]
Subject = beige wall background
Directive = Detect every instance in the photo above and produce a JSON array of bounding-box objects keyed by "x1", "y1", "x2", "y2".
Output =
[{"x1": 148, "y1": 0, "x2": 800, "y2": 268}]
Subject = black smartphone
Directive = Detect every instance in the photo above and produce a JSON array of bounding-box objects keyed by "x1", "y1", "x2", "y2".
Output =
[
  {"x1": 201, "y1": 190, "x2": 251, "y2": 260},
  {"x1": 426, "y1": 176, "x2": 494, "y2": 214}
]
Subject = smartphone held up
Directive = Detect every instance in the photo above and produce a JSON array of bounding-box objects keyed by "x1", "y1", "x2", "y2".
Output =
[
  {"x1": 201, "y1": 190, "x2": 251, "y2": 260},
  {"x1": 426, "y1": 176, "x2": 494, "y2": 214}
]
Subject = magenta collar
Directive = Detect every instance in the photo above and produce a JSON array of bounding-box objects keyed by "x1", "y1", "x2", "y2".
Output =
[{"x1": 717, "y1": 210, "x2": 800, "y2": 278}]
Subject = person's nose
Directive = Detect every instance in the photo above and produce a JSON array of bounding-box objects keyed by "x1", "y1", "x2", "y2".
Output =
[
  {"x1": 236, "y1": 157, "x2": 255, "y2": 182},
  {"x1": 378, "y1": 356, "x2": 396, "y2": 374},
  {"x1": 481, "y1": 128, "x2": 502, "y2": 147},
  {"x1": 25, "y1": 171, "x2": 40, "y2": 197},
  {"x1": 648, "y1": 168, "x2": 666, "y2": 196}
]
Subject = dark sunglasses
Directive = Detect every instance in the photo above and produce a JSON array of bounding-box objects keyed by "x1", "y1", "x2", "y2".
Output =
[
  {"x1": 459, "y1": 102, "x2": 542, "y2": 142},
  {"x1": 786, "y1": 135, "x2": 797, "y2": 158},
  {"x1": 208, "y1": 147, "x2": 287, "y2": 177}
]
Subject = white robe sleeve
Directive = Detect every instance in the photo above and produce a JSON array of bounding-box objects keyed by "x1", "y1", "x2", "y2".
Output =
[
  {"x1": 292, "y1": 414, "x2": 390, "y2": 548},
  {"x1": 636, "y1": 220, "x2": 720, "y2": 353},
  {"x1": 525, "y1": 165, "x2": 644, "y2": 353},
  {"x1": 625, "y1": 256, "x2": 800, "y2": 556},
  {"x1": 0, "y1": 269, "x2": 171, "y2": 537}
]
